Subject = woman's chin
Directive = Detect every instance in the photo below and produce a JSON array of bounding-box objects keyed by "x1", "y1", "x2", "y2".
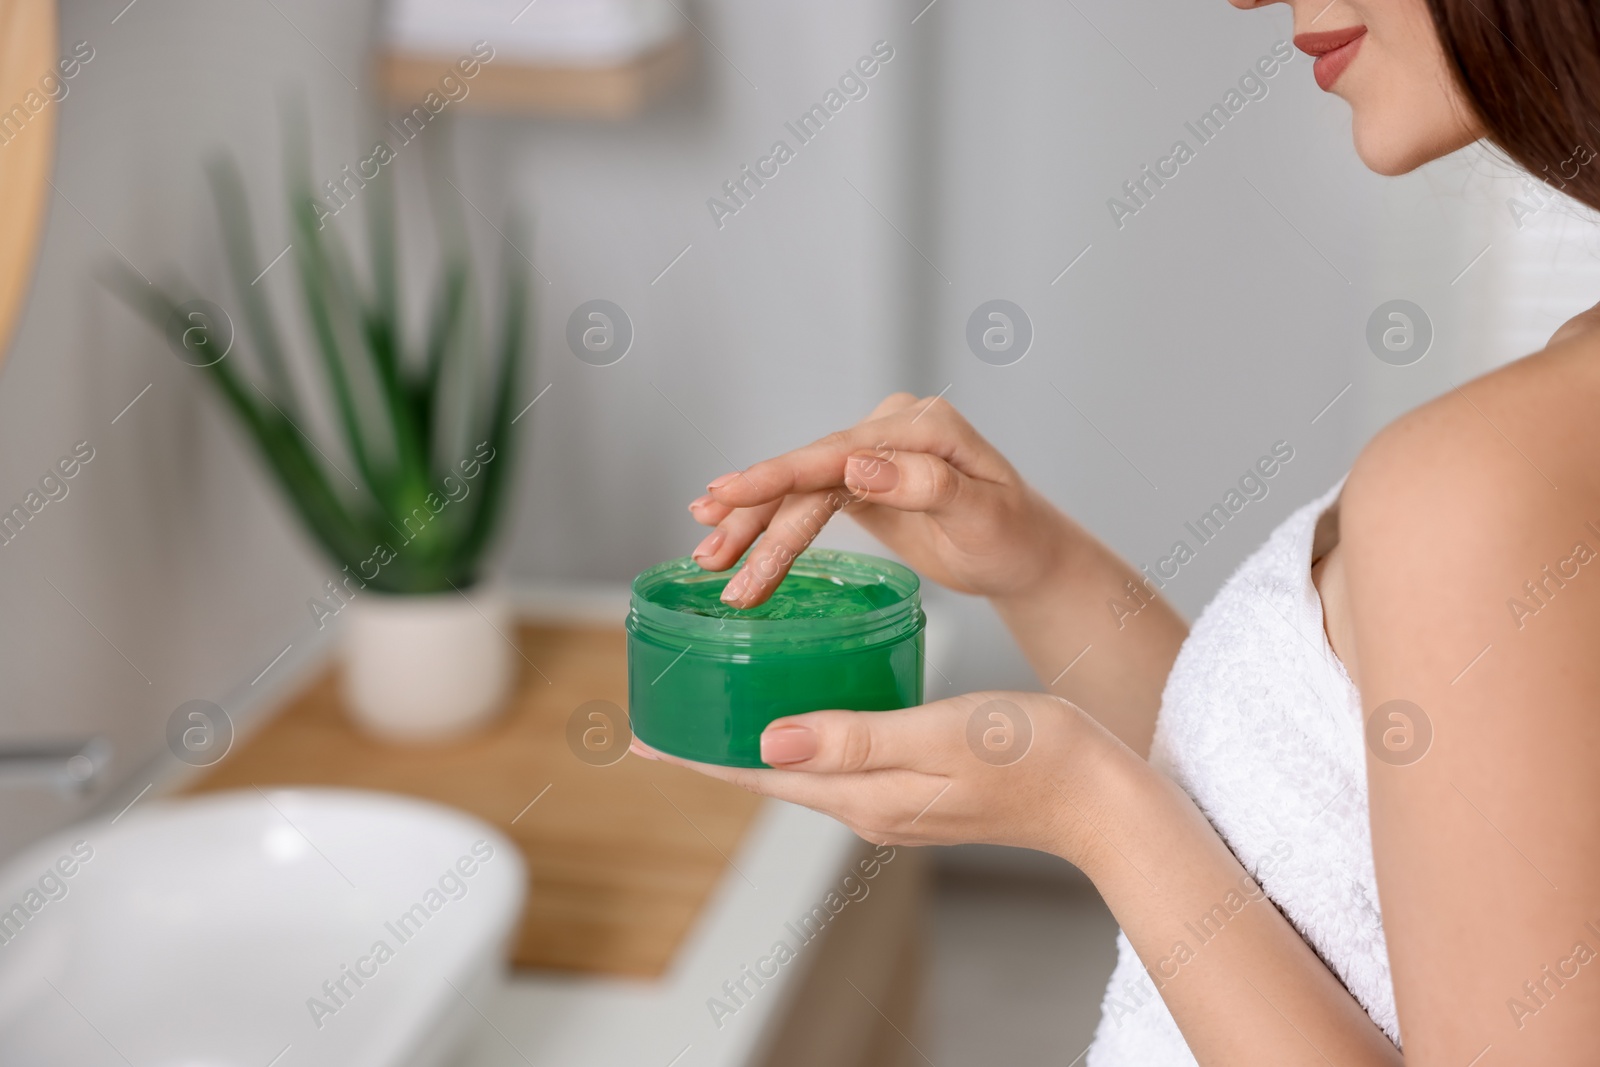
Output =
[
  {"x1": 1351, "y1": 121, "x2": 1431, "y2": 176},
  {"x1": 1351, "y1": 109, "x2": 1480, "y2": 176}
]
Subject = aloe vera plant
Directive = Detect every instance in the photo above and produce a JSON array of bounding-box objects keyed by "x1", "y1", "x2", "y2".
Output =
[{"x1": 109, "y1": 141, "x2": 526, "y2": 595}]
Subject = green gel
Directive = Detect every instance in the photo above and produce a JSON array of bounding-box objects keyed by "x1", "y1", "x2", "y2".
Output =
[
  {"x1": 643, "y1": 570, "x2": 904, "y2": 620},
  {"x1": 626, "y1": 549, "x2": 925, "y2": 767}
]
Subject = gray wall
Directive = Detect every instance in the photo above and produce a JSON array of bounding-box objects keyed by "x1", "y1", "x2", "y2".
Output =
[
  {"x1": 0, "y1": 0, "x2": 1514, "y2": 856},
  {"x1": 0, "y1": 0, "x2": 382, "y2": 856},
  {"x1": 470, "y1": 0, "x2": 928, "y2": 589}
]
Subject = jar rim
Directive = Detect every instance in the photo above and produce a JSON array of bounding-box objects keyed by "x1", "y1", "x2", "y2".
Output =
[{"x1": 628, "y1": 548, "x2": 921, "y2": 645}]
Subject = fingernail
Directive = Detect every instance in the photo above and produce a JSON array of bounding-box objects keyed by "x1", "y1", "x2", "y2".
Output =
[
  {"x1": 720, "y1": 569, "x2": 749, "y2": 605},
  {"x1": 762, "y1": 725, "x2": 817, "y2": 765},
  {"x1": 688, "y1": 494, "x2": 713, "y2": 512},
  {"x1": 629, "y1": 740, "x2": 660, "y2": 761},
  {"x1": 707, "y1": 472, "x2": 738, "y2": 492},
  {"x1": 845, "y1": 454, "x2": 899, "y2": 493},
  {"x1": 692, "y1": 529, "x2": 726, "y2": 561}
]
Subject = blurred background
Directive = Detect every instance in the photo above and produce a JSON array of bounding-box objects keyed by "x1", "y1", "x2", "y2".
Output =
[{"x1": 2, "y1": 0, "x2": 1598, "y2": 1064}]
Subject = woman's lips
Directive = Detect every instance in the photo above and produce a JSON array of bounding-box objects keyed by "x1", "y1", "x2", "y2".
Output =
[{"x1": 1294, "y1": 26, "x2": 1367, "y2": 91}]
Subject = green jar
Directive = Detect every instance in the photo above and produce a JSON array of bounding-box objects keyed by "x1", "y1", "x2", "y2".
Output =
[{"x1": 626, "y1": 548, "x2": 926, "y2": 767}]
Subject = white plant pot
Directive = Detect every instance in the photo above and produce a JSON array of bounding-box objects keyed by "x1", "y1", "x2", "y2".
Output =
[{"x1": 342, "y1": 588, "x2": 515, "y2": 742}]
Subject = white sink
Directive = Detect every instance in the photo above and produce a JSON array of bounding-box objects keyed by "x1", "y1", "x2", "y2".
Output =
[{"x1": 0, "y1": 788, "x2": 525, "y2": 1067}]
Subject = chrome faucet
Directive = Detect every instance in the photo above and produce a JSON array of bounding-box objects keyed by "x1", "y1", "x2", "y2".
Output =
[{"x1": 0, "y1": 738, "x2": 111, "y2": 795}]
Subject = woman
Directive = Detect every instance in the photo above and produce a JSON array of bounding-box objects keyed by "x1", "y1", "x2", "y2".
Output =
[{"x1": 632, "y1": 0, "x2": 1600, "y2": 1061}]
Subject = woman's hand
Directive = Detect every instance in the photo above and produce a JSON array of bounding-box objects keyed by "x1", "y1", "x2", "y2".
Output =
[
  {"x1": 636, "y1": 691, "x2": 1411, "y2": 1065},
  {"x1": 689, "y1": 392, "x2": 1075, "y2": 608},
  {"x1": 629, "y1": 690, "x2": 1138, "y2": 863},
  {"x1": 687, "y1": 390, "x2": 1188, "y2": 758}
]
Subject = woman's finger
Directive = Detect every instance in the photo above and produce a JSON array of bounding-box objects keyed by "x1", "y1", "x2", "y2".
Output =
[
  {"x1": 690, "y1": 500, "x2": 780, "y2": 571},
  {"x1": 759, "y1": 705, "x2": 966, "y2": 774},
  {"x1": 720, "y1": 450, "x2": 1006, "y2": 606},
  {"x1": 631, "y1": 705, "x2": 962, "y2": 778},
  {"x1": 629, "y1": 735, "x2": 862, "y2": 793},
  {"x1": 842, "y1": 448, "x2": 989, "y2": 516},
  {"x1": 629, "y1": 736, "x2": 943, "y2": 823},
  {"x1": 720, "y1": 490, "x2": 844, "y2": 607},
  {"x1": 865, "y1": 391, "x2": 921, "y2": 420},
  {"x1": 844, "y1": 449, "x2": 1022, "y2": 549},
  {"x1": 687, "y1": 493, "x2": 733, "y2": 527},
  {"x1": 687, "y1": 394, "x2": 915, "y2": 527},
  {"x1": 686, "y1": 395, "x2": 917, "y2": 537},
  {"x1": 629, "y1": 739, "x2": 793, "y2": 796},
  {"x1": 704, "y1": 397, "x2": 1003, "y2": 511}
]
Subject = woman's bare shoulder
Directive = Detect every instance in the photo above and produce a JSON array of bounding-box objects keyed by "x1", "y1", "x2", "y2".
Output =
[
  {"x1": 1332, "y1": 330, "x2": 1600, "y2": 693},
  {"x1": 1343, "y1": 334, "x2": 1600, "y2": 558}
]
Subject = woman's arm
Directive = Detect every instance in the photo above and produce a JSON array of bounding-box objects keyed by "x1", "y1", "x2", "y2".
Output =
[
  {"x1": 1077, "y1": 727, "x2": 1405, "y2": 1064},
  {"x1": 691, "y1": 392, "x2": 1186, "y2": 756},
  {"x1": 989, "y1": 518, "x2": 1188, "y2": 758},
  {"x1": 1340, "y1": 352, "x2": 1600, "y2": 1063},
  {"x1": 633, "y1": 694, "x2": 1403, "y2": 1065}
]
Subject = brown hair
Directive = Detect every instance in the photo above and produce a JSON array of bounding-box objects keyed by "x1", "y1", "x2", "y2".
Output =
[{"x1": 1425, "y1": 0, "x2": 1600, "y2": 208}]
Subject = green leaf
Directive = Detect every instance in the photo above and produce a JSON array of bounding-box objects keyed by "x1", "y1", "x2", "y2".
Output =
[
  {"x1": 104, "y1": 114, "x2": 526, "y2": 596},
  {"x1": 456, "y1": 225, "x2": 528, "y2": 574},
  {"x1": 205, "y1": 158, "x2": 299, "y2": 409},
  {"x1": 286, "y1": 182, "x2": 390, "y2": 505}
]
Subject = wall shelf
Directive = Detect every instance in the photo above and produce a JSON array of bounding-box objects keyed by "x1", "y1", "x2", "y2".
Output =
[{"x1": 378, "y1": 35, "x2": 691, "y2": 120}]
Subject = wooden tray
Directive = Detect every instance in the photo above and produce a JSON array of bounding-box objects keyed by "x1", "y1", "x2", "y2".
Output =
[{"x1": 186, "y1": 623, "x2": 763, "y2": 978}]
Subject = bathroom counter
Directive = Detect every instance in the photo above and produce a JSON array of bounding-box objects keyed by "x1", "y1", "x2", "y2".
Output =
[{"x1": 463, "y1": 801, "x2": 925, "y2": 1067}]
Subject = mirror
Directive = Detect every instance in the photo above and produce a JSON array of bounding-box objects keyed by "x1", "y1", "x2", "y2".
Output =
[{"x1": 0, "y1": 0, "x2": 56, "y2": 362}]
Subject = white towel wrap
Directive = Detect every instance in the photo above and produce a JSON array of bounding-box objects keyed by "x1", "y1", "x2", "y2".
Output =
[{"x1": 1086, "y1": 478, "x2": 1400, "y2": 1064}]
